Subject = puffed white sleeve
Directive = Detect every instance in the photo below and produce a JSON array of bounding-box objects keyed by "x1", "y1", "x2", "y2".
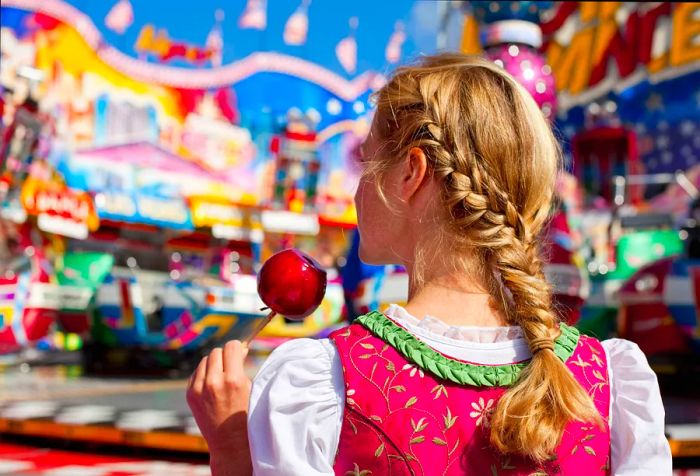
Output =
[
  {"x1": 248, "y1": 338, "x2": 345, "y2": 476},
  {"x1": 603, "y1": 338, "x2": 672, "y2": 475}
]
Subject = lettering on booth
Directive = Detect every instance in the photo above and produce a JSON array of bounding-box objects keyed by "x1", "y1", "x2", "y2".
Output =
[{"x1": 541, "y1": 2, "x2": 700, "y2": 108}]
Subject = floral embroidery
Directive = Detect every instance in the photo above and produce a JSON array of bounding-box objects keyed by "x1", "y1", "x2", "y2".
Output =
[
  {"x1": 469, "y1": 397, "x2": 495, "y2": 427},
  {"x1": 345, "y1": 463, "x2": 372, "y2": 476},
  {"x1": 590, "y1": 369, "x2": 607, "y2": 394},
  {"x1": 374, "y1": 442, "x2": 384, "y2": 457},
  {"x1": 443, "y1": 407, "x2": 458, "y2": 430},
  {"x1": 411, "y1": 417, "x2": 428, "y2": 432},
  {"x1": 430, "y1": 384, "x2": 448, "y2": 399},
  {"x1": 330, "y1": 317, "x2": 611, "y2": 476},
  {"x1": 571, "y1": 354, "x2": 591, "y2": 368},
  {"x1": 571, "y1": 426, "x2": 599, "y2": 457},
  {"x1": 590, "y1": 352, "x2": 604, "y2": 367},
  {"x1": 402, "y1": 363, "x2": 424, "y2": 378},
  {"x1": 346, "y1": 388, "x2": 357, "y2": 407}
]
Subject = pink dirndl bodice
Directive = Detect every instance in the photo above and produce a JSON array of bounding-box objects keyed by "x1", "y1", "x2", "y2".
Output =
[{"x1": 329, "y1": 312, "x2": 611, "y2": 475}]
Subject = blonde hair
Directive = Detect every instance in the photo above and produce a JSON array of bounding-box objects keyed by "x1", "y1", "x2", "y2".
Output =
[{"x1": 370, "y1": 53, "x2": 602, "y2": 462}]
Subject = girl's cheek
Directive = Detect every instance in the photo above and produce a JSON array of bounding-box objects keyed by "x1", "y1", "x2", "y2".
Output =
[{"x1": 353, "y1": 180, "x2": 363, "y2": 210}]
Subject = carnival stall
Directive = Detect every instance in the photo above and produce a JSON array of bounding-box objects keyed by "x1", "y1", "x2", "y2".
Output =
[{"x1": 0, "y1": 0, "x2": 401, "y2": 359}]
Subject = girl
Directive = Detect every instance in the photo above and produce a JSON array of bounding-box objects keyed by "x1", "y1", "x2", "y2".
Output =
[{"x1": 187, "y1": 54, "x2": 671, "y2": 475}]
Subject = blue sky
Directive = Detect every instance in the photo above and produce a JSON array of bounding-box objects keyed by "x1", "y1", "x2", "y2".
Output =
[{"x1": 62, "y1": 0, "x2": 442, "y2": 77}]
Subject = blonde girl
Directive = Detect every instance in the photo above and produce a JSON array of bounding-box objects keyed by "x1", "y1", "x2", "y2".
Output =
[{"x1": 187, "y1": 53, "x2": 671, "y2": 475}]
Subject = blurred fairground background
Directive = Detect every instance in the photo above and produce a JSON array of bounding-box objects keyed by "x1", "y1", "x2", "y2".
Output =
[{"x1": 0, "y1": 0, "x2": 699, "y2": 473}]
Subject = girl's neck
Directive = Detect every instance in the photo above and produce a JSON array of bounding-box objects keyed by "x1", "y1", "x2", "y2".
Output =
[{"x1": 404, "y1": 275, "x2": 508, "y2": 328}]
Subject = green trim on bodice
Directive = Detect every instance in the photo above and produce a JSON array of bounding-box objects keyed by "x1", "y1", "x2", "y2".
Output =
[{"x1": 355, "y1": 311, "x2": 580, "y2": 387}]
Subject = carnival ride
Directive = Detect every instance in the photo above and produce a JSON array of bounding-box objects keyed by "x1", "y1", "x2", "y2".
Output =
[
  {"x1": 613, "y1": 173, "x2": 700, "y2": 355},
  {"x1": 0, "y1": 100, "x2": 348, "y2": 368},
  {"x1": 0, "y1": 0, "x2": 365, "y2": 367},
  {"x1": 574, "y1": 131, "x2": 691, "y2": 342}
]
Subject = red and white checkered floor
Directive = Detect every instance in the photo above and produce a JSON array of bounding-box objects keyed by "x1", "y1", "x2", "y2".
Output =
[{"x1": 0, "y1": 442, "x2": 210, "y2": 475}]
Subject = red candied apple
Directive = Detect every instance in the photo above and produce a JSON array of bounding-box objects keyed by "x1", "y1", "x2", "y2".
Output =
[{"x1": 257, "y1": 248, "x2": 327, "y2": 320}]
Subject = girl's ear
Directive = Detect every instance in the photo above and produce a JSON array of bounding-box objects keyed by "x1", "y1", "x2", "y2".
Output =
[{"x1": 399, "y1": 147, "x2": 428, "y2": 201}]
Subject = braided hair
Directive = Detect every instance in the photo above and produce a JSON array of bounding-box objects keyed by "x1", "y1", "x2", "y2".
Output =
[{"x1": 368, "y1": 53, "x2": 603, "y2": 462}]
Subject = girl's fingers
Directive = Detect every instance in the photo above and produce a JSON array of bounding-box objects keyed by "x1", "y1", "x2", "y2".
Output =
[
  {"x1": 206, "y1": 347, "x2": 223, "y2": 382},
  {"x1": 222, "y1": 340, "x2": 246, "y2": 375},
  {"x1": 189, "y1": 356, "x2": 208, "y2": 393}
]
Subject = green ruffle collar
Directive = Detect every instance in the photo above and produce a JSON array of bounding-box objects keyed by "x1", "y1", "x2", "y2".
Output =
[{"x1": 354, "y1": 311, "x2": 580, "y2": 387}]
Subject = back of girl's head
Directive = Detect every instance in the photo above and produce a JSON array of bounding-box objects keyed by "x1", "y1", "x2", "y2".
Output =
[{"x1": 370, "y1": 53, "x2": 602, "y2": 462}]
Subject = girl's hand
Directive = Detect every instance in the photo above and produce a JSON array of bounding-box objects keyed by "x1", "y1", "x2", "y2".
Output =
[{"x1": 186, "y1": 340, "x2": 252, "y2": 476}]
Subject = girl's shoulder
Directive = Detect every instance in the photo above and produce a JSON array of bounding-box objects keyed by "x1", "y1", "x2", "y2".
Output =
[
  {"x1": 248, "y1": 337, "x2": 345, "y2": 474},
  {"x1": 254, "y1": 327, "x2": 657, "y2": 393},
  {"x1": 253, "y1": 337, "x2": 338, "y2": 383},
  {"x1": 599, "y1": 338, "x2": 658, "y2": 389},
  {"x1": 598, "y1": 338, "x2": 672, "y2": 472}
]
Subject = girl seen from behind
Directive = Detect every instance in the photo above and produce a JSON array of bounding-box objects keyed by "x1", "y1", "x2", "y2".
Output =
[{"x1": 187, "y1": 53, "x2": 671, "y2": 475}]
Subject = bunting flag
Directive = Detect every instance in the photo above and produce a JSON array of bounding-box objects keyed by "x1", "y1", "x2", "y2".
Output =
[
  {"x1": 336, "y1": 17, "x2": 358, "y2": 75},
  {"x1": 238, "y1": 0, "x2": 267, "y2": 30},
  {"x1": 283, "y1": 0, "x2": 310, "y2": 46},
  {"x1": 207, "y1": 9, "x2": 224, "y2": 67},
  {"x1": 104, "y1": 0, "x2": 133, "y2": 34},
  {"x1": 385, "y1": 21, "x2": 405, "y2": 64}
]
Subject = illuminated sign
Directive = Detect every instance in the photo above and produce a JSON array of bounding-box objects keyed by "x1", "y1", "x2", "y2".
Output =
[
  {"x1": 541, "y1": 2, "x2": 700, "y2": 109},
  {"x1": 93, "y1": 192, "x2": 193, "y2": 230},
  {"x1": 94, "y1": 193, "x2": 137, "y2": 218},
  {"x1": 23, "y1": 189, "x2": 91, "y2": 222},
  {"x1": 137, "y1": 196, "x2": 189, "y2": 225},
  {"x1": 20, "y1": 179, "x2": 99, "y2": 238},
  {"x1": 192, "y1": 201, "x2": 245, "y2": 227},
  {"x1": 190, "y1": 198, "x2": 263, "y2": 242},
  {"x1": 37, "y1": 214, "x2": 89, "y2": 239},
  {"x1": 461, "y1": 2, "x2": 700, "y2": 111}
]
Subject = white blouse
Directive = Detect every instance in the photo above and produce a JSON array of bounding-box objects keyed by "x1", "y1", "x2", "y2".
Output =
[{"x1": 248, "y1": 305, "x2": 672, "y2": 476}]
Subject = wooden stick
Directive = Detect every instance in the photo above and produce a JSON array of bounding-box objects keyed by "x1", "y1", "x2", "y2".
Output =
[{"x1": 244, "y1": 309, "x2": 277, "y2": 344}]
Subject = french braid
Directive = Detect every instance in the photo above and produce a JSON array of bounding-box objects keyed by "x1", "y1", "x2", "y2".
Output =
[{"x1": 372, "y1": 53, "x2": 602, "y2": 462}]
